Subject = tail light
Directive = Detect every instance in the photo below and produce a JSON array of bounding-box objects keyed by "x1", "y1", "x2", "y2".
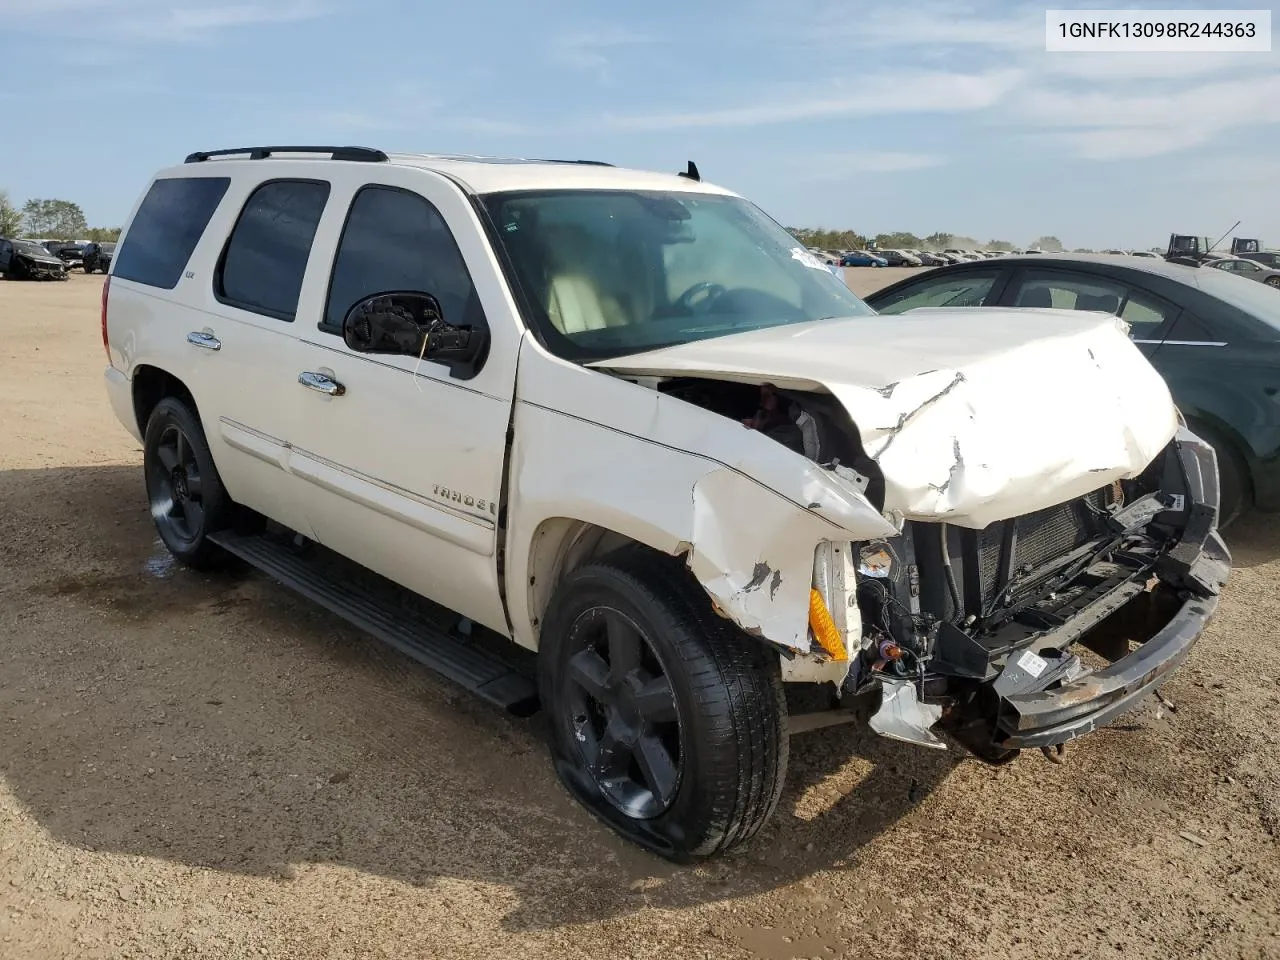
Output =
[{"x1": 101, "y1": 275, "x2": 111, "y2": 359}]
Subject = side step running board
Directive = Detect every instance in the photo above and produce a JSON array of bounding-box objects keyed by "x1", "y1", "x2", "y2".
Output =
[{"x1": 209, "y1": 530, "x2": 539, "y2": 716}]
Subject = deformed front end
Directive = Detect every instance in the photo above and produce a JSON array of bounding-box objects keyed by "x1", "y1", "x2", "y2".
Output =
[{"x1": 843, "y1": 426, "x2": 1230, "y2": 759}]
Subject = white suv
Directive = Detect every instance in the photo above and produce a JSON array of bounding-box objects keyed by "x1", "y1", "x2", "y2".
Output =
[{"x1": 103, "y1": 146, "x2": 1229, "y2": 861}]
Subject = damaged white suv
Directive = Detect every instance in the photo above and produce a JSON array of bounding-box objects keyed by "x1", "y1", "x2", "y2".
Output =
[{"x1": 103, "y1": 146, "x2": 1230, "y2": 862}]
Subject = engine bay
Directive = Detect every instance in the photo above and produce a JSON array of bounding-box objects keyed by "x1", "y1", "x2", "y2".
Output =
[{"x1": 653, "y1": 376, "x2": 888, "y2": 510}]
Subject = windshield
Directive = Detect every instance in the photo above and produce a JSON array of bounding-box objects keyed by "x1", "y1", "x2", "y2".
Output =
[
  {"x1": 13, "y1": 241, "x2": 47, "y2": 256},
  {"x1": 100, "y1": 242, "x2": 116, "y2": 253},
  {"x1": 482, "y1": 189, "x2": 874, "y2": 361},
  {"x1": 1195, "y1": 266, "x2": 1280, "y2": 331}
]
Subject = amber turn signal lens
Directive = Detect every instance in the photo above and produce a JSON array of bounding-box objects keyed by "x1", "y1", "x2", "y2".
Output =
[{"x1": 808, "y1": 589, "x2": 847, "y2": 661}]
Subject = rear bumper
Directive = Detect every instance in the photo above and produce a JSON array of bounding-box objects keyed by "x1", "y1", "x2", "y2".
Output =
[
  {"x1": 995, "y1": 586, "x2": 1218, "y2": 749},
  {"x1": 104, "y1": 366, "x2": 141, "y2": 444}
]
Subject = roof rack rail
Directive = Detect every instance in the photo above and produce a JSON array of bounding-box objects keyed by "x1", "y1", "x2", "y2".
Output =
[
  {"x1": 526, "y1": 158, "x2": 614, "y2": 167},
  {"x1": 184, "y1": 145, "x2": 388, "y2": 164}
]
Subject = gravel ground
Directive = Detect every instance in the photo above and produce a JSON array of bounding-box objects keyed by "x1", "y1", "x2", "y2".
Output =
[{"x1": 1, "y1": 271, "x2": 1277, "y2": 960}]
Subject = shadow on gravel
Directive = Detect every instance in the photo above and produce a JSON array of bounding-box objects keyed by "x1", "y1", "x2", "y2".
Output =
[
  {"x1": 1219, "y1": 509, "x2": 1280, "y2": 571},
  {"x1": 0, "y1": 465, "x2": 959, "y2": 932}
]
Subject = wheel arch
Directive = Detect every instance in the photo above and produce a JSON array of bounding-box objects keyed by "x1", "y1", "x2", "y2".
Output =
[
  {"x1": 1182, "y1": 413, "x2": 1254, "y2": 512},
  {"x1": 519, "y1": 516, "x2": 680, "y2": 650},
  {"x1": 132, "y1": 365, "x2": 201, "y2": 438}
]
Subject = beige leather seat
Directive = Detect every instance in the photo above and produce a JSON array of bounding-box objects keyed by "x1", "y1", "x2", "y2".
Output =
[{"x1": 540, "y1": 224, "x2": 629, "y2": 335}]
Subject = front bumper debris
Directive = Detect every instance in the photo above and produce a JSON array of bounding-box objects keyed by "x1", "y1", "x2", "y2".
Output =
[
  {"x1": 994, "y1": 584, "x2": 1219, "y2": 749},
  {"x1": 855, "y1": 427, "x2": 1230, "y2": 758}
]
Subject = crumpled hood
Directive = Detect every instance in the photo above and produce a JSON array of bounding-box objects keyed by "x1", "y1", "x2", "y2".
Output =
[
  {"x1": 588, "y1": 307, "x2": 1178, "y2": 528},
  {"x1": 21, "y1": 253, "x2": 63, "y2": 267}
]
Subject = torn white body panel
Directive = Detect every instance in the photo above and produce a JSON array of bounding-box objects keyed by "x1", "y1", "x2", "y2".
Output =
[
  {"x1": 588, "y1": 307, "x2": 1178, "y2": 528},
  {"x1": 508, "y1": 339, "x2": 894, "y2": 659}
]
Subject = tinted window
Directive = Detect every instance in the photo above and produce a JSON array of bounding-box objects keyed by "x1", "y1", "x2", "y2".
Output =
[
  {"x1": 114, "y1": 177, "x2": 230, "y2": 289},
  {"x1": 1009, "y1": 269, "x2": 1175, "y2": 338},
  {"x1": 323, "y1": 186, "x2": 481, "y2": 333},
  {"x1": 217, "y1": 180, "x2": 329, "y2": 321},
  {"x1": 872, "y1": 270, "x2": 999, "y2": 314}
]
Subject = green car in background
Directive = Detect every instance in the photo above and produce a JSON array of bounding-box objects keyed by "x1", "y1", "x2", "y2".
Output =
[{"x1": 863, "y1": 254, "x2": 1280, "y2": 526}]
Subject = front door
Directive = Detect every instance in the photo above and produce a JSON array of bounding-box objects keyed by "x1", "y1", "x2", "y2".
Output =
[{"x1": 282, "y1": 171, "x2": 520, "y2": 636}]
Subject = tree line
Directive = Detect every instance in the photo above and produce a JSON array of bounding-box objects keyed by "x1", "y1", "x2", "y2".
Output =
[{"x1": 0, "y1": 191, "x2": 121, "y2": 242}]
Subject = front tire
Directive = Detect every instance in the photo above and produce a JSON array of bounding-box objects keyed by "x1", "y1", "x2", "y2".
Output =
[
  {"x1": 1265, "y1": 277, "x2": 1280, "y2": 289},
  {"x1": 143, "y1": 397, "x2": 232, "y2": 568},
  {"x1": 539, "y1": 548, "x2": 788, "y2": 863}
]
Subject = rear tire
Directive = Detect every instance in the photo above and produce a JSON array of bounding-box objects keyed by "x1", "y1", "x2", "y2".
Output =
[
  {"x1": 539, "y1": 548, "x2": 788, "y2": 863},
  {"x1": 143, "y1": 397, "x2": 232, "y2": 569}
]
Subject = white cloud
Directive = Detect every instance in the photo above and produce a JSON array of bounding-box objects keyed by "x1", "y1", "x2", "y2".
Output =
[
  {"x1": 793, "y1": 151, "x2": 945, "y2": 178},
  {"x1": 1017, "y1": 74, "x2": 1280, "y2": 158},
  {"x1": 1039, "y1": 50, "x2": 1271, "y2": 81},
  {"x1": 4, "y1": 0, "x2": 329, "y2": 43},
  {"x1": 752, "y1": 0, "x2": 1280, "y2": 162},
  {"x1": 549, "y1": 27, "x2": 659, "y2": 80},
  {"x1": 789, "y1": 2, "x2": 1043, "y2": 49},
  {"x1": 605, "y1": 69, "x2": 1023, "y2": 130}
]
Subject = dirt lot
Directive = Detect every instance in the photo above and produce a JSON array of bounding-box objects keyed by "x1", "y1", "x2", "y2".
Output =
[{"x1": 1, "y1": 270, "x2": 1277, "y2": 960}]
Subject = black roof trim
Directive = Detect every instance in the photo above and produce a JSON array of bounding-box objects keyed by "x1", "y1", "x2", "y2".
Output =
[
  {"x1": 525, "y1": 158, "x2": 615, "y2": 166},
  {"x1": 184, "y1": 146, "x2": 388, "y2": 164}
]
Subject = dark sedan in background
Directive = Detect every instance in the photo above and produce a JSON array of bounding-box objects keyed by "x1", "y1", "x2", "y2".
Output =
[{"x1": 863, "y1": 254, "x2": 1280, "y2": 526}]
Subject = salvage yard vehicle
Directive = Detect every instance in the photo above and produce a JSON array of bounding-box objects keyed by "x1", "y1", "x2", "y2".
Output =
[
  {"x1": 44, "y1": 241, "x2": 84, "y2": 270},
  {"x1": 865, "y1": 252, "x2": 1280, "y2": 527},
  {"x1": 0, "y1": 238, "x2": 69, "y2": 280},
  {"x1": 81, "y1": 241, "x2": 115, "y2": 274},
  {"x1": 104, "y1": 146, "x2": 1230, "y2": 862}
]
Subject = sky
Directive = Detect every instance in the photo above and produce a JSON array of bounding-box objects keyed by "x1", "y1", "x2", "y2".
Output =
[{"x1": 2, "y1": 0, "x2": 1277, "y2": 249}]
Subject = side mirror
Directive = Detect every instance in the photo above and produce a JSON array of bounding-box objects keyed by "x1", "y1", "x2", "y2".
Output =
[{"x1": 342, "y1": 292, "x2": 487, "y2": 376}]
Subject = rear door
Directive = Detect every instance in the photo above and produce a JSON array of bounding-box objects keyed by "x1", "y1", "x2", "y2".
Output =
[
  {"x1": 995, "y1": 266, "x2": 1181, "y2": 359},
  {"x1": 280, "y1": 168, "x2": 520, "y2": 635},
  {"x1": 0, "y1": 241, "x2": 10, "y2": 273},
  {"x1": 195, "y1": 176, "x2": 334, "y2": 535},
  {"x1": 110, "y1": 170, "x2": 333, "y2": 537}
]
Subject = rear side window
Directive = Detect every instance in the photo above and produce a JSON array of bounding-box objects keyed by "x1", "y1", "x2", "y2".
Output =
[
  {"x1": 1008, "y1": 269, "x2": 1177, "y2": 340},
  {"x1": 113, "y1": 176, "x2": 230, "y2": 289},
  {"x1": 322, "y1": 185, "x2": 482, "y2": 334},
  {"x1": 216, "y1": 179, "x2": 330, "y2": 321}
]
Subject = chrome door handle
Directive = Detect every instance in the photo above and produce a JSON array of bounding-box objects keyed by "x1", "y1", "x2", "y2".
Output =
[
  {"x1": 186, "y1": 331, "x2": 221, "y2": 351},
  {"x1": 298, "y1": 371, "x2": 345, "y2": 396}
]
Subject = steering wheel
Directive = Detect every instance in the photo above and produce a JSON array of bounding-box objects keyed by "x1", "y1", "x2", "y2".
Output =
[{"x1": 673, "y1": 281, "x2": 727, "y2": 315}]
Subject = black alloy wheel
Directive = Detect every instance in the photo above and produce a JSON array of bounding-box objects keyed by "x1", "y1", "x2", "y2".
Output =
[
  {"x1": 143, "y1": 397, "x2": 230, "y2": 568},
  {"x1": 561, "y1": 606, "x2": 682, "y2": 819},
  {"x1": 540, "y1": 549, "x2": 788, "y2": 862}
]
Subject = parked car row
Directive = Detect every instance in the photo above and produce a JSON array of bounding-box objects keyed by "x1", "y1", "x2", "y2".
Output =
[
  {"x1": 833, "y1": 248, "x2": 1060, "y2": 268},
  {"x1": 0, "y1": 239, "x2": 116, "y2": 278}
]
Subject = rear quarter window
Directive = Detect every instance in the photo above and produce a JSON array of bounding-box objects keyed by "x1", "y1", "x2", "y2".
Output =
[{"x1": 113, "y1": 177, "x2": 231, "y2": 289}]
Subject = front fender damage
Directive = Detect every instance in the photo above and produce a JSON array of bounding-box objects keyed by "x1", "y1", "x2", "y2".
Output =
[{"x1": 682, "y1": 467, "x2": 896, "y2": 671}]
